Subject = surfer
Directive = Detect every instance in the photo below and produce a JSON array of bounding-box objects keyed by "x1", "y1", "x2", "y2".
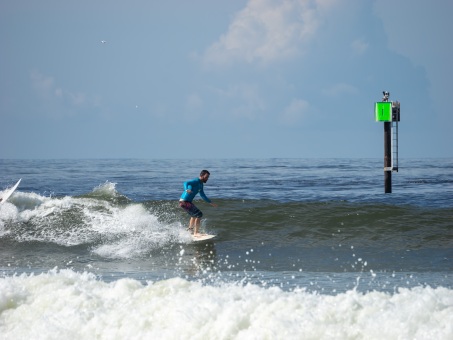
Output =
[{"x1": 179, "y1": 170, "x2": 217, "y2": 237}]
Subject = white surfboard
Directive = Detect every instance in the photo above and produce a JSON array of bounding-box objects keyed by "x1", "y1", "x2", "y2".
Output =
[
  {"x1": 191, "y1": 234, "x2": 216, "y2": 242},
  {"x1": 0, "y1": 179, "x2": 21, "y2": 204}
]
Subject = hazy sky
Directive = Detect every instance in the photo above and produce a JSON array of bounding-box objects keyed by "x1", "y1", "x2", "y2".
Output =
[{"x1": 1, "y1": 0, "x2": 452, "y2": 159}]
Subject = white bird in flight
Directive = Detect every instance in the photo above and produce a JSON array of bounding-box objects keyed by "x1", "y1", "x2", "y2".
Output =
[{"x1": 101, "y1": 40, "x2": 107, "y2": 44}]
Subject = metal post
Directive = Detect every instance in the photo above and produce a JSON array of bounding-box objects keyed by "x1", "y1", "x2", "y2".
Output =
[{"x1": 384, "y1": 121, "x2": 392, "y2": 193}]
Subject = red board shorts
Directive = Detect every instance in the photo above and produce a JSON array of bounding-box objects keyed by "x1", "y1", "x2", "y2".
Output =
[{"x1": 179, "y1": 201, "x2": 203, "y2": 218}]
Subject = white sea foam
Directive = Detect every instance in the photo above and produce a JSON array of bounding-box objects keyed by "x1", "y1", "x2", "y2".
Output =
[
  {"x1": 0, "y1": 190, "x2": 189, "y2": 257},
  {"x1": 91, "y1": 181, "x2": 118, "y2": 197},
  {"x1": 0, "y1": 270, "x2": 452, "y2": 339}
]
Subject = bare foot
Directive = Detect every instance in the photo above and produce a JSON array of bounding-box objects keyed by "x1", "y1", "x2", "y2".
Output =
[{"x1": 193, "y1": 233, "x2": 206, "y2": 237}]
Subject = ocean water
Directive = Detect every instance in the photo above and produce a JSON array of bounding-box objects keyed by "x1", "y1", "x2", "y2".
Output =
[{"x1": 0, "y1": 158, "x2": 452, "y2": 339}]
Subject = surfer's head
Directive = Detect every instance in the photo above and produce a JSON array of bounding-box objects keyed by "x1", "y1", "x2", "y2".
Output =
[{"x1": 200, "y1": 170, "x2": 210, "y2": 183}]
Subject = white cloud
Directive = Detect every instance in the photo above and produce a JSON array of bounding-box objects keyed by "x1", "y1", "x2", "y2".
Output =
[
  {"x1": 222, "y1": 83, "x2": 266, "y2": 120},
  {"x1": 55, "y1": 88, "x2": 63, "y2": 97},
  {"x1": 351, "y1": 38, "x2": 369, "y2": 55},
  {"x1": 280, "y1": 98, "x2": 309, "y2": 125},
  {"x1": 322, "y1": 83, "x2": 358, "y2": 97},
  {"x1": 30, "y1": 70, "x2": 94, "y2": 117},
  {"x1": 203, "y1": 0, "x2": 339, "y2": 66},
  {"x1": 68, "y1": 92, "x2": 87, "y2": 106},
  {"x1": 183, "y1": 93, "x2": 203, "y2": 121},
  {"x1": 186, "y1": 93, "x2": 203, "y2": 110},
  {"x1": 30, "y1": 70, "x2": 55, "y2": 98}
]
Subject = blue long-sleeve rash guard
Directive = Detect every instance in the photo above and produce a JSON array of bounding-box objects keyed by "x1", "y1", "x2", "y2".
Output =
[{"x1": 180, "y1": 178, "x2": 212, "y2": 203}]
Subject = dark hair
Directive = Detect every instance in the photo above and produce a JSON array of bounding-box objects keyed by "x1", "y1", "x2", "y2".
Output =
[{"x1": 200, "y1": 170, "x2": 210, "y2": 177}]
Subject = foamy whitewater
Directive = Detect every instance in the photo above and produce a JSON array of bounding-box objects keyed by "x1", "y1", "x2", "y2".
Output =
[
  {"x1": 1, "y1": 270, "x2": 452, "y2": 339},
  {"x1": 1, "y1": 158, "x2": 452, "y2": 339}
]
